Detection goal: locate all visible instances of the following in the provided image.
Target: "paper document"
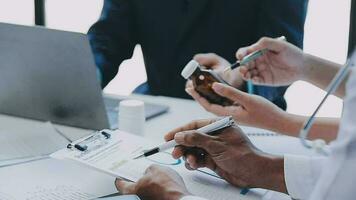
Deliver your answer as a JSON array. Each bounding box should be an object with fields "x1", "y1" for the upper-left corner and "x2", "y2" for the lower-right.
[
  {"x1": 0, "y1": 158, "x2": 117, "y2": 200},
  {"x1": 52, "y1": 130, "x2": 265, "y2": 200},
  {"x1": 240, "y1": 126, "x2": 326, "y2": 156},
  {"x1": 0, "y1": 155, "x2": 48, "y2": 168},
  {"x1": 0, "y1": 122, "x2": 70, "y2": 162}
]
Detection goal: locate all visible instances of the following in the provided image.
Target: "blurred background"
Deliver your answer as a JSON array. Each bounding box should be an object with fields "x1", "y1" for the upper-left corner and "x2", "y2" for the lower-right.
[{"x1": 0, "y1": 0, "x2": 351, "y2": 118}]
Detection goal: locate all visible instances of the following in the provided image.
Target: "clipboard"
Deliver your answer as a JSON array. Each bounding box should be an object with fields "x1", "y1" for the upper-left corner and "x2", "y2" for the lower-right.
[{"x1": 51, "y1": 130, "x2": 265, "y2": 200}]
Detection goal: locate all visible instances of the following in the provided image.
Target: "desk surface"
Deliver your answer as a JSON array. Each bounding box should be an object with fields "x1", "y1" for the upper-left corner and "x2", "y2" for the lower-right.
[
  {"x1": 0, "y1": 94, "x2": 214, "y2": 143},
  {"x1": 0, "y1": 94, "x2": 294, "y2": 200}
]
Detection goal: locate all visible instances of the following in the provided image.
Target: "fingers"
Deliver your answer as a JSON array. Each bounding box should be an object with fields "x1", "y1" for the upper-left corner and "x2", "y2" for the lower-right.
[
  {"x1": 239, "y1": 64, "x2": 267, "y2": 85},
  {"x1": 236, "y1": 46, "x2": 250, "y2": 60},
  {"x1": 116, "y1": 166, "x2": 161, "y2": 194},
  {"x1": 174, "y1": 131, "x2": 222, "y2": 157},
  {"x1": 164, "y1": 118, "x2": 216, "y2": 141},
  {"x1": 144, "y1": 164, "x2": 165, "y2": 174},
  {"x1": 172, "y1": 146, "x2": 185, "y2": 159},
  {"x1": 186, "y1": 88, "x2": 229, "y2": 116},
  {"x1": 257, "y1": 37, "x2": 286, "y2": 52},
  {"x1": 185, "y1": 154, "x2": 217, "y2": 170},
  {"x1": 186, "y1": 86, "x2": 246, "y2": 122},
  {"x1": 185, "y1": 80, "x2": 193, "y2": 89},
  {"x1": 239, "y1": 67, "x2": 253, "y2": 81},
  {"x1": 212, "y1": 83, "x2": 249, "y2": 105},
  {"x1": 115, "y1": 179, "x2": 136, "y2": 194},
  {"x1": 236, "y1": 37, "x2": 286, "y2": 60},
  {"x1": 193, "y1": 53, "x2": 221, "y2": 68},
  {"x1": 174, "y1": 131, "x2": 213, "y2": 147}
]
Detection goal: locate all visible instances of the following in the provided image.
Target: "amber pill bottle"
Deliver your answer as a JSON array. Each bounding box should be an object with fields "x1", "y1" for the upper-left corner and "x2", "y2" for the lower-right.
[{"x1": 181, "y1": 60, "x2": 233, "y2": 106}]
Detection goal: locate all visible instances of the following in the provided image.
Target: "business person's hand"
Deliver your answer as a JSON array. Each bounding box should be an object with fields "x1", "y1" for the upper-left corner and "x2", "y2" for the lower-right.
[
  {"x1": 186, "y1": 82, "x2": 289, "y2": 132},
  {"x1": 236, "y1": 37, "x2": 305, "y2": 86},
  {"x1": 115, "y1": 165, "x2": 190, "y2": 200},
  {"x1": 185, "y1": 53, "x2": 244, "y2": 88},
  {"x1": 164, "y1": 119, "x2": 286, "y2": 193}
]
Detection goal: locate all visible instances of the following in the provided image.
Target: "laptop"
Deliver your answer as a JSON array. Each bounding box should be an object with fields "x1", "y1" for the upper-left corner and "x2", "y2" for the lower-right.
[{"x1": 0, "y1": 23, "x2": 169, "y2": 130}]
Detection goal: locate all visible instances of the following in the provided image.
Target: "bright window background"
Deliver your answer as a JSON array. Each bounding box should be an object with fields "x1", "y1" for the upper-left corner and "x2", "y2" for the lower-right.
[
  {"x1": 0, "y1": 0, "x2": 34, "y2": 25},
  {"x1": 0, "y1": 0, "x2": 351, "y2": 118},
  {"x1": 285, "y1": 0, "x2": 351, "y2": 118}
]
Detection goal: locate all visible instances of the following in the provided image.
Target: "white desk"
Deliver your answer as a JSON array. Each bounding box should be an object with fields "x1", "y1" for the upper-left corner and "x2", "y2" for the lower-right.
[
  {"x1": 0, "y1": 94, "x2": 214, "y2": 143},
  {"x1": 0, "y1": 94, "x2": 294, "y2": 200}
]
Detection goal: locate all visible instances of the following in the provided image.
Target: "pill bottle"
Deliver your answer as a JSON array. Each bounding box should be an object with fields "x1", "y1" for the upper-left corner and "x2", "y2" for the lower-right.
[{"x1": 181, "y1": 60, "x2": 233, "y2": 106}]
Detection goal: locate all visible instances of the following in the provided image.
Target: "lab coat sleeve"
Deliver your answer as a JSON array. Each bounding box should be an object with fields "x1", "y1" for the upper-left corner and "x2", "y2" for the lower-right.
[
  {"x1": 284, "y1": 154, "x2": 327, "y2": 199},
  {"x1": 180, "y1": 196, "x2": 208, "y2": 200}
]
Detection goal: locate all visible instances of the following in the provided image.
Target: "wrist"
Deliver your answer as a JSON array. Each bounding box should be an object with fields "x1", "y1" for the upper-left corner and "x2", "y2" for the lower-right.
[
  {"x1": 301, "y1": 53, "x2": 317, "y2": 83},
  {"x1": 275, "y1": 113, "x2": 303, "y2": 137},
  {"x1": 254, "y1": 154, "x2": 287, "y2": 193},
  {"x1": 259, "y1": 107, "x2": 291, "y2": 134}
]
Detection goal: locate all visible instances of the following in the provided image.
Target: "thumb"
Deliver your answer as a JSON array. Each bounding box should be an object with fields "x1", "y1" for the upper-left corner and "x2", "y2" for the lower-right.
[
  {"x1": 254, "y1": 37, "x2": 286, "y2": 53},
  {"x1": 212, "y1": 83, "x2": 250, "y2": 105},
  {"x1": 115, "y1": 179, "x2": 136, "y2": 194},
  {"x1": 193, "y1": 53, "x2": 221, "y2": 69},
  {"x1": 236, "y1": 37, "x2": 286, "y2": 59},
  {"x1": 174, "y1": 131, "x2": 220, "y2": 154}
]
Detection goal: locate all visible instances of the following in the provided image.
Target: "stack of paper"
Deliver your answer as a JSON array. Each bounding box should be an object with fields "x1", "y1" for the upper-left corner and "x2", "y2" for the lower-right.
[
  {"x1": 240, "y1": 126, "x2": 324, "y2": 156},
  {"x1": 0, "y1": 158, "x2": 117, "y2": 200},
  {"x1": 0, "y1": 122, "x2": 70, "y2": 166}
]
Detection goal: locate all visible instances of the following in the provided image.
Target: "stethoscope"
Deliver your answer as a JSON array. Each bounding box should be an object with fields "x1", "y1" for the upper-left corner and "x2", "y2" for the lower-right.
[{"x1": 299, "y1": 50, "x2": 356, "y2": 155}]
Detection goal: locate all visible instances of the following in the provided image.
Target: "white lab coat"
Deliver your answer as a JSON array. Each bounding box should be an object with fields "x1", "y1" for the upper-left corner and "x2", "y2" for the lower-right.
[
  {"x1": 181, "y1": 68, "x2": 356, "y2": 200},
  {"x1": 309, "y1": 67, "x2": 356, "y2": 199}
]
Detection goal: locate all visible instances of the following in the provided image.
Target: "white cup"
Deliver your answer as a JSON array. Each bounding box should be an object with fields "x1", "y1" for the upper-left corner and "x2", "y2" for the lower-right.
[{"x1": 118, "y1": 100, "x2": 145, "y2": 136}]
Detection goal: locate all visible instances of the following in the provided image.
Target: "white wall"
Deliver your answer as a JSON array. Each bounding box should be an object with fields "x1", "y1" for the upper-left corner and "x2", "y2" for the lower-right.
[{"x1": 0, "y1": 0, "x2": 352, "y2": 118}]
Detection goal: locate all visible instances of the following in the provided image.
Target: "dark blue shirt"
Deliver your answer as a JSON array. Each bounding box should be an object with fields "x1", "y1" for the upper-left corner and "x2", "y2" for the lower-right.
[{"x1": 88, "y1": 0, "x2": 308, "y2": 110}]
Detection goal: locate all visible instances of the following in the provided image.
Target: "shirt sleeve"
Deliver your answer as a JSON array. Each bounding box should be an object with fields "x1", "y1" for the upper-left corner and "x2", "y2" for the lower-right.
[
  {"x1": 180, "y1": 196, "x2": 208, "y2": 200},
  {"x1": 252, "y1": 0, "x2": 308, "y2": 110},
  {"x1": 284, "y1": 154, "x2": 326, "y2": 199}
]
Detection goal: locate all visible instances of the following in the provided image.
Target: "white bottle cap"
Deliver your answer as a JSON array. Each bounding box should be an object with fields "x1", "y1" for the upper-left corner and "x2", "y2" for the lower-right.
[{"x1": 181, "y1": 60, "x2": 200, "y2": 79}]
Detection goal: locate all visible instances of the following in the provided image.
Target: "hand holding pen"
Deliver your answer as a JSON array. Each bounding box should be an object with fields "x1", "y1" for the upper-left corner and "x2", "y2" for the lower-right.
[
  {"x1": 224, "y1": 36, "x2": 287, "y2": 73},
  {"x1": 162, "y1": 118, "x2": 286, "y2": 192},
  {"x1": 134, "y1": 116, "x2": 235, "y2": 159},
  {"x1": 233, "y1": 36, "x2": 306, "y2": 86}
]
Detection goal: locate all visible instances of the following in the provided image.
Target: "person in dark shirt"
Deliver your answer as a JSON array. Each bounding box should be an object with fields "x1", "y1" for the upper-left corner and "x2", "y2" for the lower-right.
[{"x1": 88, "y1": 0, "x2": 308, "y2": 110}]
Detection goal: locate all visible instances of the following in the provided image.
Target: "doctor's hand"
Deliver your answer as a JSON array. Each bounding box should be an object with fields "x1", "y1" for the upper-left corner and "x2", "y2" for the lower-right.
[
  {"x1": 164, "y1": 120, "x2": 287, "y2": 193},
  {"x1": 115, "y1": 165, "x2": 190, "y2": 200},
  {"x1": 236, "y1": 37, "x2": 305, "y2": 86},
  {"x1": 185, "y1": 53, "x2": 244, "y2": 88},
  {"x1": 186, "y1": 82, "x2": 289, "y2": 132}
]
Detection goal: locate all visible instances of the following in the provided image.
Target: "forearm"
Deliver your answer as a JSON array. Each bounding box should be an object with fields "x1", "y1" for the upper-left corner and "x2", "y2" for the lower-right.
[
  {"x1": 302, "y1": 53, "x2": 348, "y2": 98},
  {"x1": 278, "y1": 113, "x2": 339, "y2": 142}
]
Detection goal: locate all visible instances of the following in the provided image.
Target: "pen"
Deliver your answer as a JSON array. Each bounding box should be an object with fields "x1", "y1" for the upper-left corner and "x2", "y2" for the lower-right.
[
  {"x1": 133, "y1": 116, "x2": 235, "y2": 159},
  {"x1": 224, "y1": 36, "x2": 286, "y2": 73}
]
